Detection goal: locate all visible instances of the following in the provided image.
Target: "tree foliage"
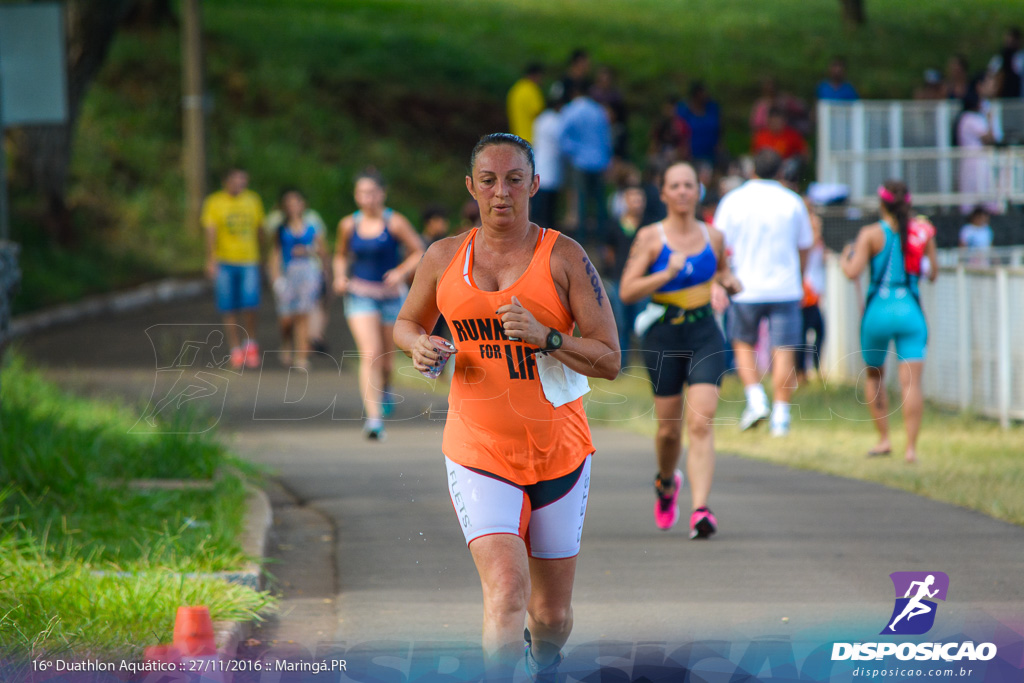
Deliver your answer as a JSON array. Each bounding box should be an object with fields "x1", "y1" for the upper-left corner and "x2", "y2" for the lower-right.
[{"x1": 840, "y1": 0, "x2": 867, "y2": 26}]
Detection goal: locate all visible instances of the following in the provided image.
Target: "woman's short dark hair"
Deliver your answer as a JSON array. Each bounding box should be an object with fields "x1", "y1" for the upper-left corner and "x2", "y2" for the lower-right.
[
  {"x1": 278, "y1": 186, "x2": 303, "y2": 203},
  {"x1": 468, "y1": 133, "x2": 536, "y2": 178},
  {"x1": 354, "y1": 169, "x2": 386, "y2": 190}
]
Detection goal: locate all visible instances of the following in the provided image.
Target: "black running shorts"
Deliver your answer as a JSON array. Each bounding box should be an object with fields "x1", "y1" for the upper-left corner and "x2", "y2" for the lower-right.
[{"x1": 641, "y1": 314, "x2": 727, "y2": 396}]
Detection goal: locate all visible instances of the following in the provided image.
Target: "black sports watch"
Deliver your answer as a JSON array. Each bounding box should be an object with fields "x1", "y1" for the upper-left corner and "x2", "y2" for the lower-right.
[{"x1": 544, "y1": 328, "x2": 563, "y2": 352}]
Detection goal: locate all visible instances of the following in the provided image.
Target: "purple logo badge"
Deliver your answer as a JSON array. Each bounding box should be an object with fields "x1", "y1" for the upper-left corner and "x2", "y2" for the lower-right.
[{"x1": 881, "y1": 571, "x2": 949, "y2": 635}]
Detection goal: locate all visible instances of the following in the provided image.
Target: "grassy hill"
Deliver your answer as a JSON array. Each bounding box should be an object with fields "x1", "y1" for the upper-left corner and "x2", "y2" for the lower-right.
[{"x1": 11, "y1": 0, "x2": 1024, "y2": 311}]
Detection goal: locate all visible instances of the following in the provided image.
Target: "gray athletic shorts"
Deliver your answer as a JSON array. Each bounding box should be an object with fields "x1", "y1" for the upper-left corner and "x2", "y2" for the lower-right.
[{"x1": 728, "y1": 300, "x2": 803, "y2": 348}]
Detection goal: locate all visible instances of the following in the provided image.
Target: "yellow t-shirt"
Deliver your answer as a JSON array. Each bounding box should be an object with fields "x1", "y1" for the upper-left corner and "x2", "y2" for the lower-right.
[
  {"x1": 201, "y1": 190, "x2": 265, "y2": 264},
  {"x1": 506, "y1": 78, "x2": 544, "y2": 143}
]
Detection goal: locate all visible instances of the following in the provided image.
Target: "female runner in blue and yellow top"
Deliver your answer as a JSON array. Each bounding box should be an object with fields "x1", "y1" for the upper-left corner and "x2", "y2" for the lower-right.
[
  {"x1": 619, "y1": 162, "x2": 742, "y2": 539},
  {"x1": 841, "y1": 181, "x2": 937, "y2": 464}
]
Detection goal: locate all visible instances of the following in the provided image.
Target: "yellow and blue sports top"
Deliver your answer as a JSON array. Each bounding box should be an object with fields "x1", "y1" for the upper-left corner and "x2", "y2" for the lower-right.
[{"x1": 649, "y1": 222, "x2": 717, "y2": 310}]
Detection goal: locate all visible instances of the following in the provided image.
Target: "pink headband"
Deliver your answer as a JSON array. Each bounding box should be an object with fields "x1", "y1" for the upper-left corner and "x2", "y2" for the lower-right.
[{"x1": 878, "y1": 186, "x2": 911, "y2": 204}]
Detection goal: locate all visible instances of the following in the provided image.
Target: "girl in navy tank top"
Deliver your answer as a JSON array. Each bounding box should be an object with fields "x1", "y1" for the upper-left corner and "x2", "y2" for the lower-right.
[{"x1": 333, "y1": 172, "x2": 425, "y2": 440}]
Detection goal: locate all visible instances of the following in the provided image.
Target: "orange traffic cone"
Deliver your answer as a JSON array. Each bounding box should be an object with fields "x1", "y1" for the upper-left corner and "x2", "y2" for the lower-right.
[{"x1": 173, "y1": 605, "x2": 217, "y2": 656}]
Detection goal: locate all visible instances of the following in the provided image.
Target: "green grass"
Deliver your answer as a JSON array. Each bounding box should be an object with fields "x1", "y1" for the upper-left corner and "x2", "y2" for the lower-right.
[
  {"x1": 12, "y1": 0, "x2": 1024, "y2": 312},
  {"x1": 584, "y1": 367, "x2": 1024, "y2": 526},
  {"x1": 0, "y1": 355, "x2": 258, "y2": 570},
  {"x1": 0, "y1": 535, "x2": 272, "y2": 663},
  {"x1": 0, "y1": 356, "x2": 273, "y2": 661}
]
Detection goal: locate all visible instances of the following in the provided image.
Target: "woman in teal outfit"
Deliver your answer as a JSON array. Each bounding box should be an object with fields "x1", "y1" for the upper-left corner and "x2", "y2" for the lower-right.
[{"x1": 841, "y1": 180, "x2": 937, "y2": 464}]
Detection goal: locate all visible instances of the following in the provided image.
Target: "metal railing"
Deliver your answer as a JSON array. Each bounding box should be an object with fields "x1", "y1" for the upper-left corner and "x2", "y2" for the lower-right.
[
  {"x1": 935, "y1": 246, "x2": 1024, "y2": 268},
  {"x1": 817, "y1": 99, "x2": 1024, "y2": 208},
  {"x1": 822, "y1": 146, "x2": 1024, "y2": 209}
]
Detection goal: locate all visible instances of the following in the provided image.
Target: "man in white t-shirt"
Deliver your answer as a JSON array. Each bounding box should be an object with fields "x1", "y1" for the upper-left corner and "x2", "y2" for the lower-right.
[{"x1": 714, "y1": 150, "x2": 813, "y2": 436}]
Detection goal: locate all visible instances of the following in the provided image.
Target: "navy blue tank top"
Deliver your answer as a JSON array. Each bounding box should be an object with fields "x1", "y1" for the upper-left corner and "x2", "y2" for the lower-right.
[{"x1": 349, "y1": 209, "x2": 400, "y2": 282}]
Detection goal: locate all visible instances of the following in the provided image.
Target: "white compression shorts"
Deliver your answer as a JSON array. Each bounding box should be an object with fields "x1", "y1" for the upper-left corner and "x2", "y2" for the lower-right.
[{"x1": 444, "y1": 454, "x2": 592, "y2": 560}]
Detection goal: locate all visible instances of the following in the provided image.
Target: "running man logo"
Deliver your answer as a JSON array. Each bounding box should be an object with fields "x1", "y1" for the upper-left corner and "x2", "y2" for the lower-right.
[{"x1": 881, "y1": 571, "x2": 949, "y2": 636}]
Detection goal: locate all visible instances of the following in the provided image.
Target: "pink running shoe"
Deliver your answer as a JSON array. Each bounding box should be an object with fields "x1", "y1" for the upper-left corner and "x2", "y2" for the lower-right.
[
  {"x1": 229, "y1": 347, "x2": 245, "y2": 370},
  {"x1": 689, "y1": 506, "x2": 718, "y2": 540},
  {"x1": 244, "y1": 341, "x2": 260, "y2": 368},
  {"x1": 653, "y1": 470, "x2": 683, "y2": 531}
]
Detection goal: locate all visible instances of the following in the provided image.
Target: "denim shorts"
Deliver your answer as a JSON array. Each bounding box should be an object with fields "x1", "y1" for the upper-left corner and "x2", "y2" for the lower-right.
[
  {"x1": 216, "y1": 263, "x2": 261, "y2": 313},
  {"x1": 344, "y1": 292, "x2": 403, "y2": 323},
  {"x1": 728, "y1": 300, "x2": 803, "y2": 348}
]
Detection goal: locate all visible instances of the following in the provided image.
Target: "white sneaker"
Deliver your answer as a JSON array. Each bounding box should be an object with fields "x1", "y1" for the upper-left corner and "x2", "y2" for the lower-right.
[
  {"x1": 363, "y1": 419, "x2": 387, "y2": 442},
  {"x1": 739, "y1": 403, "x2": 771, "y2": 431},
  {"x1": 770, "y1": 419, "x2": 790, "y2": 437}
]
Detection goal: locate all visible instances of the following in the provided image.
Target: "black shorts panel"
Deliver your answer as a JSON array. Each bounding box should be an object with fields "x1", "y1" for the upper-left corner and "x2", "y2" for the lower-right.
[
  {"x1": 641, "y1": 315, "x2": 727, "y2": 396},
  {"x1": 468, "y1": 456, "x2": 588, "y2": 510}
]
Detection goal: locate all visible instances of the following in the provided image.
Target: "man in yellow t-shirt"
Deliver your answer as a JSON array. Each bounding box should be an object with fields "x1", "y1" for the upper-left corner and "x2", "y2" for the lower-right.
[
  {"x1": 506, "y1": 63, "x2": 545, "y2": 142},
  {"x1": 202, "y1": 168, "x2": 266, "y2": 369}
]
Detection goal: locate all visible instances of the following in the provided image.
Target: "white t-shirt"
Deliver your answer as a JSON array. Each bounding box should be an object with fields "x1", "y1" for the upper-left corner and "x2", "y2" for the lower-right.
[
  {"x1": 714, "y1": 179, "x2": 813, "y2": 303},
  {"x1": 532, "y1": 109, "x2": 564, "y2": 190},
  {"x1": 959, "y1": 224, "x2": 993, "y2": 249}
]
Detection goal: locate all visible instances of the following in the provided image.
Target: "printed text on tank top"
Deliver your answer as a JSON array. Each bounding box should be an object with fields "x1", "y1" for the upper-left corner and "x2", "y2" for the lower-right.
[{"x1": 649, "y1": 221, "x2": 717, "y2": 310}]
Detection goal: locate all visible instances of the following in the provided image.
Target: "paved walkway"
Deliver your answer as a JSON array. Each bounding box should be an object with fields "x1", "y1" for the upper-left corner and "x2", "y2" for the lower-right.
[{"x1": 20, "y1": 294, "x2": 1024, "y2": 661}]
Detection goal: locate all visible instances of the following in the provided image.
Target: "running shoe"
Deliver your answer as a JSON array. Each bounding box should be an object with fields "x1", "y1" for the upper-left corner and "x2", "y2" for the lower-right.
[
  {"x1": 653, "y1": 469, "x2": 683, "y2": 531},
  {"x1": 244, "y1": 341, "x2": 260, "y2": 368},
  {"x1": 689, "y1": 506, "x2": 718, "y2": 540},
  {"x1": 363, "y1": 420, "x2": 387, "y2": 442},
  {"x1": 738, "y1": 402, "x2": 770, "y2": 431},
  {"x1": 229, "y1": 347, "x2": 245, "y2": 370},
  {"x1": 770, "y1": 419, "x2": 790, "y2": 437},
  {"x1": 524, "y1": 629, "x2": 564, "y2": 683}
]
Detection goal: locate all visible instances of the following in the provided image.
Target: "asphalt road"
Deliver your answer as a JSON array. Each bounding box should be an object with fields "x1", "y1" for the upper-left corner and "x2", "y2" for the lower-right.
[{"x1": 19, "y1": 292, "x2": 1024, "y2": 667}]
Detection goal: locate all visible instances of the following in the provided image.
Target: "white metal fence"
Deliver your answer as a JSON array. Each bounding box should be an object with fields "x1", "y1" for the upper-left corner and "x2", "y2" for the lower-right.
[
  {"x1": 822, "y1": 252, "x2": 1024, "y2": 427},
  {"x1": 817, "y1": 99, "x2": 1024, "y2": 208},
  {"x1": 935, "y1": 246, "x2": 1024, "y2": 268}
]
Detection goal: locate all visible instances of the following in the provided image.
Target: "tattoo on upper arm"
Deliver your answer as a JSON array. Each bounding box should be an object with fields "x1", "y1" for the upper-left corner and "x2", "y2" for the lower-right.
[{"x1": 582, "y1": 257, "x2": 605, "y2": 307}]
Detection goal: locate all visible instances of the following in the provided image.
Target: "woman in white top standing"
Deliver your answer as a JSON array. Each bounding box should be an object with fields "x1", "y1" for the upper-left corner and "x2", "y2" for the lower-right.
[{"x1": 956, "y1": 89, "x2": 999, "y2": 214}]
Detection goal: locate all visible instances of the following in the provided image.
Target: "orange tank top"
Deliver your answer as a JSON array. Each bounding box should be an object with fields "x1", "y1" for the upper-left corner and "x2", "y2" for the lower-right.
[{"x1": 435, "y1": 227, "x2": 595, "y2": 485}]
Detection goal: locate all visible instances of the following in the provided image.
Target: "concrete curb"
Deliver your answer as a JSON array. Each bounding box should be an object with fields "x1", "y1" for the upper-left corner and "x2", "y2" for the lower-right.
[
  {"x1": 10, "y1": 277, "x2": 209, "y2": 338},
  {"x1": 105, "y1": 484, "x2": 272, "y2": 658},
  {"x1": 215, "y1": 485, "x2": 273, "y2": 657}
]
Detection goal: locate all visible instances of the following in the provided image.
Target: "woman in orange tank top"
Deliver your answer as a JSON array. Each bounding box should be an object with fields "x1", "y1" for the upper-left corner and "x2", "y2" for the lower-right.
[{"x1": 394, "y1": 134, "x2": 619, "y2": 678}]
